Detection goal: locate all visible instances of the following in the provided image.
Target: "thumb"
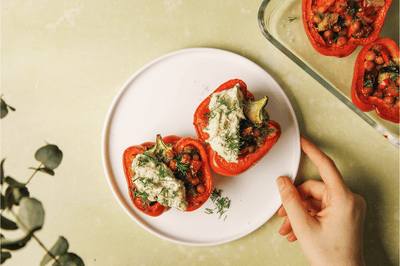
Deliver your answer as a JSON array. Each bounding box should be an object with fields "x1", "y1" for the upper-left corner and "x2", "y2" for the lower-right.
[{"x1": 276, "y1": 176, "x2": 313, "y2": 231}]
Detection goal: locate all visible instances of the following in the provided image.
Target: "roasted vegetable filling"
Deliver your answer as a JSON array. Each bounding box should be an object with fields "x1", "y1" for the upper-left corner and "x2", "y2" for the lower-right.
[{"x1": 311, "y1": 0, "x2": 385, "y2": 46}]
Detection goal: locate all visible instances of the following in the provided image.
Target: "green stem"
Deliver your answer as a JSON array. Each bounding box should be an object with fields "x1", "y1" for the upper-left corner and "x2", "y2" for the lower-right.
[{"x1": 25, "y1": 162, "x2": 43, "y2": 185}]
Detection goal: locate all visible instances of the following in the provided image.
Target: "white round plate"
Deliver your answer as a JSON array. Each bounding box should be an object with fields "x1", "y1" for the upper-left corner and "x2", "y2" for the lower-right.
[{"x1": 101, "y1": 48, "x2": 300, "y2": 246}]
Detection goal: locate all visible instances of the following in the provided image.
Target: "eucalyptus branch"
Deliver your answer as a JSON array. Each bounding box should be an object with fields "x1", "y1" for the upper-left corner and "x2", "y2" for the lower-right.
[
  {"x1": 10, "y1": 209, "x2": 60, "y2": 265},
  {"x1": 25, "y1": 162, "x2": 44, "y2": 185}
]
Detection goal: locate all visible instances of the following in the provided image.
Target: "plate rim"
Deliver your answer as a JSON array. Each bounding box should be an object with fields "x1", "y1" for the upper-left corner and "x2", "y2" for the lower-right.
[{"x1": 101, "y1": 47, "x2": 301, "y2": 246}]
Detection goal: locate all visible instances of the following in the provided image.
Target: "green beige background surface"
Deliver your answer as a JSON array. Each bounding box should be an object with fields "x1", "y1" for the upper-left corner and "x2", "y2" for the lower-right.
[{"x1": 1, "y1": 0, "x2": 399, "y2": 265}]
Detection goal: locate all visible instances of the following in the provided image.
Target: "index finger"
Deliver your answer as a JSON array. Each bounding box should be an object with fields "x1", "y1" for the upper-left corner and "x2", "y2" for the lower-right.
[{"x1": 300, "y1": 135, "x2": 349, "y2": 192}]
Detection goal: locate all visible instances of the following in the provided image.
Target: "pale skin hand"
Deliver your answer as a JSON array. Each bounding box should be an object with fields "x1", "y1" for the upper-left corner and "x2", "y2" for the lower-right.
[{"x1": 276, "y1": 135, "x2": 366, "y2": 266}]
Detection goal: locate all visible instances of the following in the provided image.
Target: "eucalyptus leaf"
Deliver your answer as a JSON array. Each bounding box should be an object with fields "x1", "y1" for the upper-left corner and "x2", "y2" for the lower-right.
[
  {"x1": 35, "y1": 145, "x2": 63, "y2": 170},
  {"x1": 4, "y1": 186, "x2": 29, "y2": 208},
  {"x1": 1, "y1": 215, "x2": 18, "y2": 230},
  {"x1": 0, "y1": 159, "x2": 5, "y2": 185},
  {"x1": 17, "y1": 197, "x2": 44, "y2": 232},
  {"x1": 41, "y1": 236, "x2": 69, "y2": 266},
  {"x1": 1, "y1": 251, "x2": 12, "y2": 264},
  {"x1": 0, "y1": 99, "x2": 8, "y2": 119},
  {"x1": 0, "y1": 232, "x2": 33, "y2": 250},
  {"x1": 29, "y1": 167, "x2": 55, "y2": 176},
  {"x1": 5, "y1": 176, "x2": 26, "y2": 188},
  {"x1": 52, "y1": 253, "x2": 84, "y2": 266}
]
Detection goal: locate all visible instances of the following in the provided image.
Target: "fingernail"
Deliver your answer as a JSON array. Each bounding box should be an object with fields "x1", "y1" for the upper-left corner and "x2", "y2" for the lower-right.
[{"x1": 276, "y1": 176, "x2": 286, "y2": 191}]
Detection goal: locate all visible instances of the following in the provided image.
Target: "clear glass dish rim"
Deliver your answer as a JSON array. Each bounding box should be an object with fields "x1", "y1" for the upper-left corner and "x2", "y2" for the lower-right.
[{"x1": 257, "y1": 0, "x2": 399, "y2": 149}]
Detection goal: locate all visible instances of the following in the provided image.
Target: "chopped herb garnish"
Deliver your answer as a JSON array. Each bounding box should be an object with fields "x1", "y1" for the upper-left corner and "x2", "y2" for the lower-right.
[
  {"x1": 363, "y1": 79, "x2": 374, "y2": 87},
  {"x1": 288, "y1": 17, "x2": 297, "y2": 23},
  {"x1": 142, "y1": 152, "x2": 161, "y2": 166},
  {"x1": 205, "y1": 188, "x2": 231, "y2": 220},
  {"x1": 132, "y1": 189, "x2": 149, "y2": 202},
  {"x1": 158, "y1": 165, "x2": 169, "y2": 178},
  {"x1": 160, "y1": 188, "x2": 169, "y2": 197},
  {"x1": 224, "y1": 131, "x2": 243, "y2": 154},
  {"x1": 174, "y1": 152, "x2": 190, "y2": 176}
]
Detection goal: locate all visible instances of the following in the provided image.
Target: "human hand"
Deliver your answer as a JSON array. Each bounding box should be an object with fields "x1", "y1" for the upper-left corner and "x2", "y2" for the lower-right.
[{"x1": 276, "y1": 135, "x2": 366, "y2": 266}]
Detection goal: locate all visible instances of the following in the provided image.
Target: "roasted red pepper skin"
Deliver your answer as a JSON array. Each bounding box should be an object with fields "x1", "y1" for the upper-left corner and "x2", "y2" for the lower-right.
[
  {"x1": 193, "y1": 79, "x2": 281, "y2": 177},
  {"x1": 173, "y1": 136, "x2": 213, "y2": 211},
  {"x1": 302, "y1": 0, "x2": 393, "y2": 57},
  {"x1": 351, "y1": 37, "x2": 399, "y2": 123},
  {"x1": 122, "y1": 135, "x2": 213, "y2": 216},
  {"x1": 123, "y1": 143, "x2": 168, "y2": 217}
]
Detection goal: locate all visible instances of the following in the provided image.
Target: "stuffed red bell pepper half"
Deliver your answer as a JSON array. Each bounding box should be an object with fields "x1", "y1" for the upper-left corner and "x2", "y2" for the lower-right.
[
  {"x1": 193, "y1": 79, "x2": 281, "y2": 177},
  {"x1": 123, "y1": 134, "x2": 213, "y2": 217},
  {"x1": 351, "y1": 37, "x2": 399, "y2": 123},
  {"x1": 302, "y1": 0, "x2": 393, "y2": 57}
]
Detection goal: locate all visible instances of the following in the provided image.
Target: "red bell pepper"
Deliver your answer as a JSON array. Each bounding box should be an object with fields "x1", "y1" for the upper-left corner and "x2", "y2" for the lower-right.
[
  {"x1": 193, "y1": 79, "x2": 281, "y2": 177},
  {"x1": 123, "y1": 135, "x2": 213, "y2": 217},
  {"x1": 302, "y1": 0, "x2": 393, "y2": 57},
  {"x1": 351, "y1": 37, "x2": 399, "y2": 123}
]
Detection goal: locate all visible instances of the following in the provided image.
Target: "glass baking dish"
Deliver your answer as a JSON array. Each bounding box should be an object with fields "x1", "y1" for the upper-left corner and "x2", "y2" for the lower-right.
[{"x1": 258, "y1": 0, "x2": 399, "y2": 148}]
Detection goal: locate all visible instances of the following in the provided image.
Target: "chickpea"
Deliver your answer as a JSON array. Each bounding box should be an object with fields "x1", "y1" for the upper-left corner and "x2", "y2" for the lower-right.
[
  {"x1": 343, "y1": 19, "x2": 352, "y2": 27},
  {"x1": 383, "y1": 96, "x2": 395, "y2": 105},
  {"x1": 243, "y1": 127, "x2": 253, "y2": 136},
  {"x1": 252, "y1": 129, "x2": 261, "y2": 137},
  {"x1": 364, "y1": 60, "x2": 375, "y2": 71},
  {"x1": 181, "y1": 153, "x2": 191, "y2": 164},
  {"x1": 394, "y1": 100, "x2": 400, "y2": 108},
  {"x1": 324, "y1": 29, "x2": 334, "y2": 40},
  {"x1": 192, "y1": 153, "x2": 200, "y2": 161},
  {"x1": 165, "y1": 150, "x2": 175, "y2": 160},
  {"x1": 332, "y1": 24, "x2": 341, "y2": 32},
  {"x1": 374, "y1": 56, "x2": 384, "y2": 65},
  {"x1": 365, "y1": 50, "x2": 376, "y2": 61},
  {"x1": 337, "y1": 36, "x2": 348, "y2": 46},
  {"x1": 196, "y1": 184, "x2": 206, "y2": 194},
  {"x1": 247, "y1": 146, "x2": 255, "y2": 154},
  {"x1": 190, "y1": 176, "x2": 200, "y2": 185},
  {"x1": 169, "y1": 159, "x2": 177, "y2": 171},
  {"x1": 312, "y1": 14, "x2": 322, "y2": 24},
  {"x1": 351, "y1": 21, "x2": 361, "y2": 32},
  {"x1": 372, "y1": 44, "x2": 383, "y2": 52},
  {"x1": 183, "y1": 146, "x2": 195, "y2": 155},
  {"x1": 361, "y1": 86, "x2": 373, "y2": 96},
  {"x1": 375, "y1": 64, "x2": 383, "y2": 72}
]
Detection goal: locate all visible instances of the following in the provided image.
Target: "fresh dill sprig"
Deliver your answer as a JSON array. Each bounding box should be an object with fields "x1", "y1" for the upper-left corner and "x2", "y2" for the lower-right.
[
  {"x1": 174, "y1": 152, "x2": 190, "y2": 176},
  {"x1": 205, "y1": 189, "x2": 231, "y2": 220}
]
